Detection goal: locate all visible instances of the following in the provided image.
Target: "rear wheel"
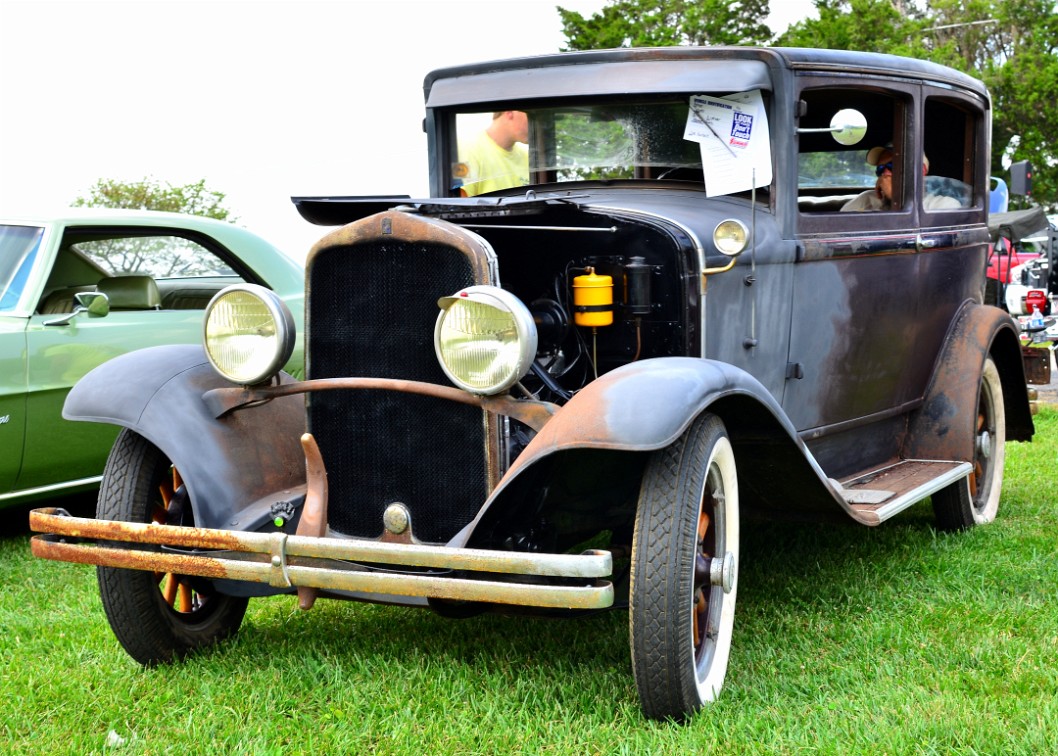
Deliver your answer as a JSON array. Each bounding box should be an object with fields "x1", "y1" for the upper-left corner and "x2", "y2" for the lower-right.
[
  {"x1": 933, "y1": 357, "x2": 1006, "y2": 530},
  {"x1": 630, "y1": 413, "x2": 739, "y2": 720},
  {"x1": 97, "y1": 429, "x2": 248, "y2": 665}
]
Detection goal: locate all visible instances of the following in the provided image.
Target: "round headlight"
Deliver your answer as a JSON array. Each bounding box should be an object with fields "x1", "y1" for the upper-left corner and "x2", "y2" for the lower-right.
[
  {"x1": 203, "y1": 284, "x2": 295, "y2": 385},
  {"x1": 434, "y1": 286, "x2": 538, "y2": 395},
  {"x1": 713, "y1": 219, "x2": 750, "y2": 257}
]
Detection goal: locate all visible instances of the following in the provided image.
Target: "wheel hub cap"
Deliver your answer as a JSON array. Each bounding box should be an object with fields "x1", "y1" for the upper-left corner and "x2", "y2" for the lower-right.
[
  {"x1": 709, "y1": 551, "x2": 736, "y2": 594},
  {"x1": 976, "y1": 430, "x2": 991, "y2": 460}
]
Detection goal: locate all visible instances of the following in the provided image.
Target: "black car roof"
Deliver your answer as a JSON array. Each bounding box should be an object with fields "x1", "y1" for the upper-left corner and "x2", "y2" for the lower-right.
[{"x1": 423, "y1": 47, "x2": 988, "y2": 108}]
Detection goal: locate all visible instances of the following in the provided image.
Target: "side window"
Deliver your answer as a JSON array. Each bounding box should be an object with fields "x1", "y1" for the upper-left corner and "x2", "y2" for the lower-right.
[
  {"x1": 70, "y1": 234, "x2": 238, "y2": 279},
  {"x1": 40, "y1": 232, "x2": 245, "y2": 314},
  {"x1": 922, "y1": 97, "x2": 977, "y2": 212},
  {"x1": 796, "y1": 88, "x2": 907, "y2": 215}
]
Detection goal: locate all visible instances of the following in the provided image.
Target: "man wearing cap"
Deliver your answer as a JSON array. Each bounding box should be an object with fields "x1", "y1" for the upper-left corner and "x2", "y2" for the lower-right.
[
  {"x1": 841, "y1": 146, "x2": 898, "y2": 212},
  {"x1": 841, "y1": 146, "x2": 963, "y2": 212}
]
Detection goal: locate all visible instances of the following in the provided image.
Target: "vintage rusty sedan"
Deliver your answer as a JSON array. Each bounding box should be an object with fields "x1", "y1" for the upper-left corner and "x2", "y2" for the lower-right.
[{"x1": 31, "y1": 47, "x2": 1033, "y2": 721}]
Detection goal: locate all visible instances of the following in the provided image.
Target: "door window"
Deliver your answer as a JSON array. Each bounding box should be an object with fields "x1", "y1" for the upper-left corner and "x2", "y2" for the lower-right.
[
  {"x1": 796, "y1": 87, "x2": 907, "y2": 217},
  {"x1": 922, "y1": 97, "x2": 977, "y2": 212}
]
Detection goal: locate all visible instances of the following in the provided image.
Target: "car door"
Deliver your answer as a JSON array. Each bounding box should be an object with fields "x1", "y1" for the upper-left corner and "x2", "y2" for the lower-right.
[
  {"x1": 911, "y1": 88, "x2": 990, "y2": 380},
  {"x1": 784, "y1": 82, "x2": 924, "y2": 439},
  {"x1": 19, "y1": 308, "x2": 178, "y2": 489},
  {"x1": 783, "y1": 79, "x2": 988, "y2": 476},
  {"x1": 17, "y1": 228, "x2": 247, "y2": 492}
]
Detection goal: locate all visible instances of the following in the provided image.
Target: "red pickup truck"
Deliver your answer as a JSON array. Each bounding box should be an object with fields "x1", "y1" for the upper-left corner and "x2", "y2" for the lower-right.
[
  {"x1": 986, "y1": 208, "x2": 1050, "y2": 313},
  {"x1": 987, "y1": 208, "x2": 1047, "y2": 283}
]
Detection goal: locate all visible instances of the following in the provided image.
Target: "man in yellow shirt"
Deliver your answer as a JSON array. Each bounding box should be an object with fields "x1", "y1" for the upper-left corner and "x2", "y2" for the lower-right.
[{"x1": 457, "y1": 111, "x2": 529, "y2": 196}]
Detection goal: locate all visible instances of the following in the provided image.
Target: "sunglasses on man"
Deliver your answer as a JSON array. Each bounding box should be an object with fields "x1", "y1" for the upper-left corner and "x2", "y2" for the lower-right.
[{"x1": 875, "y1": 161, "x2": 894, "y2": 176}]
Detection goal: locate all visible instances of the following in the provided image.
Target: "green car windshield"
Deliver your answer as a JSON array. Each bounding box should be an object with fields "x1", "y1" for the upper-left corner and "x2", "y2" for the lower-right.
[
  {"x1": 449, "y1": 95, "x2": 772, "y2": 198},
  {"x1": 0, "y1": 225, "x2": 44, "y2": 312}
]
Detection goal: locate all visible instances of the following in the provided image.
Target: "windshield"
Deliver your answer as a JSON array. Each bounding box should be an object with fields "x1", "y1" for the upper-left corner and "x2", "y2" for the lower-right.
[
  {"x1": 448, "y1": 93, "x2": 772, "y2": 198},
  {"x1": 0, "y1": 224, "x2": 45, "y2": 312}
]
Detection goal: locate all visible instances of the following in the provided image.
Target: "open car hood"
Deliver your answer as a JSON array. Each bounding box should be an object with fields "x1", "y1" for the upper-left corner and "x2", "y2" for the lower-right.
[{"x1": 291, "y1": 193, "x2": 593, "y2": 227}]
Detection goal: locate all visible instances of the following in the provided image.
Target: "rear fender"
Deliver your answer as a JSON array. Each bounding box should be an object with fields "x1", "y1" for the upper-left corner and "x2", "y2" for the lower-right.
[
  {"x1": 906, "y1": 303, "x2": 1033, "y2": 461},
  {"x1": 63, "y1": 344, "x2": 306, "y2": 531},
  {"x1": 454, "y1": 357, "x2": 850, "y2": 545}
]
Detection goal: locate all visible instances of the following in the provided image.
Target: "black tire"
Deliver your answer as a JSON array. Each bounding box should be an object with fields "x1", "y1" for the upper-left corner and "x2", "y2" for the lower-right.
[
  {"x1": 932, "y1": 357, "x2": 1006, "y2": 531},
  {"x1": 96, "y1": 429, "x2": 248, "y2": 665},
  {"x1": 629, "y1": 413, "x2": 739, "y2": 721}
]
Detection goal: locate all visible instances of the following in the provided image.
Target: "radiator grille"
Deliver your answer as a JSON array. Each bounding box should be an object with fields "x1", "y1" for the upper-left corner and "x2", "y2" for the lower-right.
[{"x1": 307, "y1": 240, "x2": 488, "y2": 543}]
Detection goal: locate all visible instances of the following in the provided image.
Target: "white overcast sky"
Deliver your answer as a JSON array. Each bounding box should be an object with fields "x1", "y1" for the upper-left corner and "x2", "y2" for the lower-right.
[{"x1": 0, "y1": 0, "x2": 815, "y2": 259}]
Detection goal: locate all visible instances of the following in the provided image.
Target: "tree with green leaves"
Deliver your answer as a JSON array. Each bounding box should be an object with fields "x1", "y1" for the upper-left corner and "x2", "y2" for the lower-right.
[
  {"x1": 73, "y1": 177, "x2": 237, "y2": 222},
  {"x1": 71, "y1": 178, "x2": 238, "y2": 277},
  {"x1": 778, "y1": 0, "x2": 1058, "y2": 211},
  {"x1": 558, "y1": 0, "x2": 772, "y2": 50}
]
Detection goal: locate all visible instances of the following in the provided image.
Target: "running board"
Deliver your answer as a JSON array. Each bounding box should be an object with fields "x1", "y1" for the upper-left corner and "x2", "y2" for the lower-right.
[{"x1": 832, "y1": 459, "x2": 973, "y2": 525}]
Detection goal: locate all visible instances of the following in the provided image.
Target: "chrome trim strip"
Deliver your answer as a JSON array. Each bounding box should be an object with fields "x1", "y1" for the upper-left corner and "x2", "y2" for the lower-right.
[{"x1": 0, "y1": 475, "x2": 102, "y2": 502}]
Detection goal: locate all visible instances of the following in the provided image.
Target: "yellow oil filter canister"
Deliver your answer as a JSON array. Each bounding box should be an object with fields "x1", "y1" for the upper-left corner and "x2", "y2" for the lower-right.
[{"x1": 572, "y1": 267, "x2": 614, "y2": 327}]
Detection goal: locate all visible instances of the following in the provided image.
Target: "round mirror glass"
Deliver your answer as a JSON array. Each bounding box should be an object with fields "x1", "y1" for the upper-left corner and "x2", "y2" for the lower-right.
[{"x1": 830, "y1": 109, "x2": 867, "y2": 146}]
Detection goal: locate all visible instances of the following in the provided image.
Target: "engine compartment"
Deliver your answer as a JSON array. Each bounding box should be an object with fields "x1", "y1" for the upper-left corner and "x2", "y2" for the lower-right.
[{"x1": 450, "y1": 206, "x2": 699, "y2": 404}]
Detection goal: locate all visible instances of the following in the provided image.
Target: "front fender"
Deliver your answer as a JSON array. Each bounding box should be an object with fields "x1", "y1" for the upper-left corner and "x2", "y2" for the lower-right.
[
  {"x1": 453, "y1": 357, "x2": 849, "y2": 545},
  {"x1": 64, "y1": 344, "x2": 306, "y2": 530},
  {"x1": 516, "y1": 357, "x2": 796, "y2": 455}
]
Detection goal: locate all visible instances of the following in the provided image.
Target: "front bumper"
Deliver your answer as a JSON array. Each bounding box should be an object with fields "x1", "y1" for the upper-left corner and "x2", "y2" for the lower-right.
[{"x1": 29, "y1": 508, "x2": 614, "y2": 610}]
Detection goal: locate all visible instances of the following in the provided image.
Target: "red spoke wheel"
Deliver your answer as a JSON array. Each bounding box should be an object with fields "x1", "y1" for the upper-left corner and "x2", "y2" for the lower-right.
[
  {"x1": 932, "y1": 357, "x2": 1006, "y2": 531},
  {"x1": 630, "y1": 413, "x2": 739, "y2": 721},
  {"x1": 96, "y1": 429, "x2": 248, "y2": 665}
]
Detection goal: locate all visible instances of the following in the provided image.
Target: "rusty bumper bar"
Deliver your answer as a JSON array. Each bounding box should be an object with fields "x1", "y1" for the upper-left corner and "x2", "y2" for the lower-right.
[{"x1": 29, "y1": 508, "x2": 613, "y2": 610}]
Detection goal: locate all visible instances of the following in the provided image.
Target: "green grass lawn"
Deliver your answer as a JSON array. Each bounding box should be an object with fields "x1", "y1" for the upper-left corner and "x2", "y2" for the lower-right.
[{"x1": 2, "y1": 408, "x2": 1056, "y2": 754}]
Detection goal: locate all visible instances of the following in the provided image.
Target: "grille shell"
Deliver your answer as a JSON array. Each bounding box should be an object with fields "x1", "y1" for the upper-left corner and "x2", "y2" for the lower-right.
[{"x1": 307, "y1": 227, "x2": 492, "y2": 544}]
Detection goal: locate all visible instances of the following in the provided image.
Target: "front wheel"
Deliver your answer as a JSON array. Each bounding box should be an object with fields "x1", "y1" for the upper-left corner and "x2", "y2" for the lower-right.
[
  {"x1": 932, "y1": 357, "x2": 1006, "y2": 531},
  {"x1": 96, "y1": 429, "x2": 249, "y2": 665},
  {"x1": 630, "y1": 413, "x2": 739, "y2": 721}
]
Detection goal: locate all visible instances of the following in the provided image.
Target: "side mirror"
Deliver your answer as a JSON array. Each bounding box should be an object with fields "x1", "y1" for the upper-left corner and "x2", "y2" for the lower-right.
[
  {"x1": 828, "y1": 109, "x2": 867, "y2": 145},
  {"x1": 796, "y1": 108, "x2": 867, "y2": 146},
  {"x1": 76, "y1": 291, "x2": 110, "y2": 317},
  {"x1": 44, "y1": 291, "x2": 110, "y2": 326}
]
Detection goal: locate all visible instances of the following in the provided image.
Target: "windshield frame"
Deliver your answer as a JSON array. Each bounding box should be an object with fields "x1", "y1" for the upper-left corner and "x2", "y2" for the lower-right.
[{"x1": 0, "y1": 223, "x2": 47, "y2": 315}]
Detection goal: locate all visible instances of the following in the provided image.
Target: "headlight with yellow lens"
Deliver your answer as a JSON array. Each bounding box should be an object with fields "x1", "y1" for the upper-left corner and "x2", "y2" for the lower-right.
[
  {"x1": 712, "y1": 219, "x2": 750, "y2": 257},
  {"x1": 434, "y1": 286, "x2": 538, "y2": 395},
  {"x1": 203, "y1": 284, "x2": 295, "y2": 385}
]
